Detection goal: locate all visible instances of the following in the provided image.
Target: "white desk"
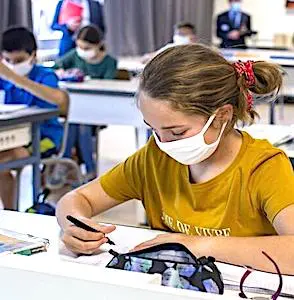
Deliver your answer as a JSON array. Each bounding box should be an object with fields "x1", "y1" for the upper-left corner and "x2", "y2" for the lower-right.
[
  {"x1": 60, "y1": 79, "x2": 142, "y2": 126},
  {"x1": 1, "y1": 211, "x2": 291, "y2": 300},
  {"x1": 37, "y1": 49, "x2": 59, "y2": 63},
  {"x1": 220, "y1": 48, "x2": 294, "y2": 67},
  {"x1": 118, "y1": 56, "x2": 145, "y2": 73},
  {"x1": 119, "y1": 49, "x2": 294, "y2": 93},
  {"x1": 242, "y1": 124, "x2": 294, "y2": 159},
  {"x1": 119, "y1": 49, "x2": 294, "y2": 73},
  {"x1": 60, "y1": 79, "x2": 148, "y2": 173},
  {"x1": 0, "y1": 211, "x2": 161, "y2": 300},
  {"x1": 0, "y1": 107, "x2": 59, "y2": 207}
]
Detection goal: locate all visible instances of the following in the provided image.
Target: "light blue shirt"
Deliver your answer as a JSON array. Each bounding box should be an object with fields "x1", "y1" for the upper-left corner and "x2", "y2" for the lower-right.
[{"x1": 229, "y1": 10, "x2": 242, "y2": 28}]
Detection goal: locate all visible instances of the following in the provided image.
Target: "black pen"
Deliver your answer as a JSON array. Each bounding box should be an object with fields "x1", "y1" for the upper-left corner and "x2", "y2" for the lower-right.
[{"x1": 66, "y1": 215, "x2": 115, "y2": 245}]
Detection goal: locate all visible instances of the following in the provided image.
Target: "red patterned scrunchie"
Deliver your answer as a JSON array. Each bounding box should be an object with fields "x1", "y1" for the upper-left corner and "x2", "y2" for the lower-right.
[{"x1": 233, "y1": 60, "x2": 255, "y2": 111}]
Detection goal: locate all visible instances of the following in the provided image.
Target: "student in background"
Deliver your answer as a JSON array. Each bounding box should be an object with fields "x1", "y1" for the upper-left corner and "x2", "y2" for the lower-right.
[
  {"x1": 51, "y1": 0, "x2": 105, "y2": 56},
  {"x1": 50, "y1": 25, "x2": 117, "y2": 187},
  {"x1": 142, "y1": 22, "x2": 197, "y2": 63},
  {"x1": 0, "y1": 27, "x2": 68, "y2": 210},
  {"x1": 54, "y1": 25, "x2": 116, "y2": 79},
  {"x1": 57, "y1": 44, "x2": 294, "y2": 274},
  {"x1": 161, "y1": 22, "x2": 197, "y2": 51},
  {"x1": 216, "y1": 0, "x2": 252, "y2": 48}
]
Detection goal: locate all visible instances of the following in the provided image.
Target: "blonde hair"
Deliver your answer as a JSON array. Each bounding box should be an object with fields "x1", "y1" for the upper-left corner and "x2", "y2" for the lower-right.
[{"x1": 139, "y1": 44, "x2": 283, "y2": 125}]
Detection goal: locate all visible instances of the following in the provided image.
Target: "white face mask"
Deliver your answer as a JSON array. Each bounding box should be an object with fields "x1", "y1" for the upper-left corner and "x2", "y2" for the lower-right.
[
  {"x1": 231, "y1": 2, "x2": 241, "y2": 11},
  {"x1": 2, "y1": 58, "x2": 34, "y2": 76},
  {"x1": 153, "y1": 115, "x2": 227, "y2": 165},
  {"x1": 173, "y1": 34, "x2": 191, "y2": 45},
  {"x1": 76, "y1": 47, "x2": 97, "y2": 60}
]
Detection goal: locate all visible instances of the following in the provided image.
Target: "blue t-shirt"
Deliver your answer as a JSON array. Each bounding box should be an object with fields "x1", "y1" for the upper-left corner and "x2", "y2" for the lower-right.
[{"x1": 0, "y1": 65, "x2": 63, "y2": 149}]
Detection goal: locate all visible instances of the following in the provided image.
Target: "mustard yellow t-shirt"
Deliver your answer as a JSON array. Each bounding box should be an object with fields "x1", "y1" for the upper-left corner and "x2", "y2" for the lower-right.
[{"x1": 100, "y1": 131, "x2": 294, "y2": 237}]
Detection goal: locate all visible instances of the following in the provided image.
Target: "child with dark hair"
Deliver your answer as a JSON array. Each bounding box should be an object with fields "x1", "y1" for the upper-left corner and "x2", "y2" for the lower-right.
[
  {"x1": 142, "y1": 21, "x2": 197, "y2": 63},
  {"x1": 0, "y1": 27, "x2": 68, "y2": 209},
  {"x1": 54, "y1": 25, "x2": 117, "y2": 79},
  {"x1": 51, "y1": 0, "x2": 105, "y2": 56},
  {"x1": 50, "y1": 25, "x2": 117, "y2": 187}
]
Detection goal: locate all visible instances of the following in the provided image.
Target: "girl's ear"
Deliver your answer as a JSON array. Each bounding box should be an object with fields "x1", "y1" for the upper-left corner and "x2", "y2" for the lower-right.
[{"x1": 214, "y1": 104, "x2": 233, "y2": 128}]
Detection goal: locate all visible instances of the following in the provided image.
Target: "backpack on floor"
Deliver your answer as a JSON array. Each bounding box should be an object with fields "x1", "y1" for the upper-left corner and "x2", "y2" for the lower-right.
[{"x1": 25, "y1": 188, "x2": 56, "y2": 216}]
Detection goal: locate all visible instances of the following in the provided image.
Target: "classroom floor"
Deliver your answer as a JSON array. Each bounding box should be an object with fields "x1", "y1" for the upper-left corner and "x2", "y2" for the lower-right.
[{"x1": 19, "y1": 103, "x2": 294, "y2": 226}]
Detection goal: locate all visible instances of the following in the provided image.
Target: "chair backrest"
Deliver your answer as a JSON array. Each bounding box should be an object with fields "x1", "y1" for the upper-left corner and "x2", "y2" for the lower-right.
[{"x1": 115, "y1": 69, "x2": 131, "y2": 81}]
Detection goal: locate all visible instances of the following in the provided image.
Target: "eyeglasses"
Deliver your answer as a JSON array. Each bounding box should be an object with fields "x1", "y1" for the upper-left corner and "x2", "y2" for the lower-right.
[{"x1": 239, "y1": 251, "x2": 283, "y2": 300}]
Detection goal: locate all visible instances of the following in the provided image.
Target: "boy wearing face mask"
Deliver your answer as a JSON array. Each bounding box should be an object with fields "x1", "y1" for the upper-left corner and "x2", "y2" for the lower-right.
[
  {"x1": 216, "y1": 0, "x2": 253, "y2": 48},
  {"x1": 51, "y1": 25, "x2": 117, "y2": 187},
  {"x1": 173, "y1": 22, "x2": 197, "y2": 45},
  {"x1": 0, "y1": 27, "x2": 68, "y2": 210},
  {"x1": 141, "y1": 22, "x2": 197, "y2": 64}
]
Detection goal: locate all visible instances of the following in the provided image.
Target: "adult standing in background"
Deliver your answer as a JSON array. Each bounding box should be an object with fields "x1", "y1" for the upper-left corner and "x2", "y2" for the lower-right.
[
  {"x1": 216, "y1": 0, "x2": 252, "y2": 48},
  {"x1": 51, "y1": 0, "x2": 105, "y2": 56}
]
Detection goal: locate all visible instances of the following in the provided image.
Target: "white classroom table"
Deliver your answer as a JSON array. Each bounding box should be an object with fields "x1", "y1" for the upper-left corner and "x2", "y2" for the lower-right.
[
  {"x1": 118, "y1": 56, "x2": 145, "y2": 74},
  {"x1": 60, "y1": 78, "x2": 148, "y2": 173},
  {"x1": 220, "y1": 48, "x2": 294, "y2": 67},
  {"x1": 242, "y1": 123, "x2": 294, "y2": 159},
  {"x1": 118, "y1": 49, "x2": 294, "y2": 94},
  {"x1": 0, "y1": 211, "x2": 291, "y2": 300},
  {"x1": 119, "y1": 49, "x2": 294, "y2": 97},
  {"x1": 118, "y1": 48, "x2": 294, "y2": 76},
  {"x1": 0, "y1": 107, "x2": 59, "y2": 206}
]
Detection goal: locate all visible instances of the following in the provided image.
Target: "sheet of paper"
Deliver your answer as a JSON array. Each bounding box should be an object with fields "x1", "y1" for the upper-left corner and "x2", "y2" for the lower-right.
[
  {"x1": 0, "y1": 104, "x2": 28, "y2": 114},
  {"x1": 60, "y1": 225, "x2": 162, "y2": 267},
  {"x1": 217, "y1": 262, "x2": 294, "y2": 296}
]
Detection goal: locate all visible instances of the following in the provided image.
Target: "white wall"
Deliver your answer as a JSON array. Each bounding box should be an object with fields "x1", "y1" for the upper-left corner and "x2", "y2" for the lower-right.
[{"x1": 212, "y1": 0, "x2": 294, "y2": 46}]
